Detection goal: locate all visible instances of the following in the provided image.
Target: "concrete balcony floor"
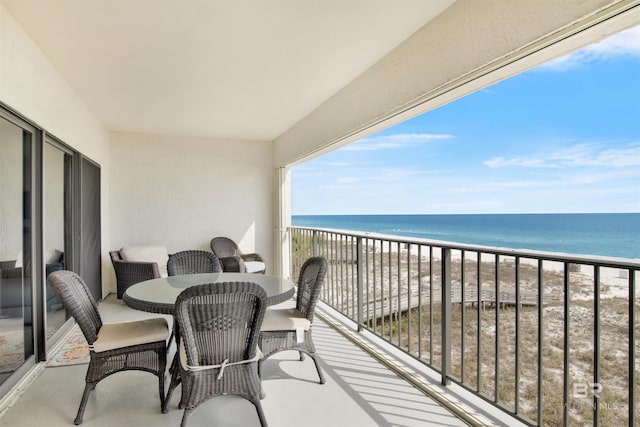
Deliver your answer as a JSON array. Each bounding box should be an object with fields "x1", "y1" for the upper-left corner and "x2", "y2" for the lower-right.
[{"x1": 0, "y1": 296, "x2": 470, "y2": 427}]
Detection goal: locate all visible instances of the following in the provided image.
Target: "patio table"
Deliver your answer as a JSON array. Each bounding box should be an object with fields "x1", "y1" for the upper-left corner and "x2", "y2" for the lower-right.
[{"x1": 122, "y1": 272, "x2": 295, "y2": 314}]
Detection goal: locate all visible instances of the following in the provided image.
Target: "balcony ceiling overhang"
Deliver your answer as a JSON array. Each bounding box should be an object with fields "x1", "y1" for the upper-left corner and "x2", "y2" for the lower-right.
[{"x1": 2, "y1": 0, "x2": 455, "y2": 141}]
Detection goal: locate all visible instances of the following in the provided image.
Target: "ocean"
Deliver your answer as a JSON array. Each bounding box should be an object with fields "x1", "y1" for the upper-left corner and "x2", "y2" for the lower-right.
[{"x1": 292, "y1": 213, "x2": 640, "y2": 260}]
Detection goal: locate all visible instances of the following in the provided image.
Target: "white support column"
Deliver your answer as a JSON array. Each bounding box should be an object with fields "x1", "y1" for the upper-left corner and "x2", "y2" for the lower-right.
[{"x1": 273, "y1": 166, "x2": 291, "y2": 280}]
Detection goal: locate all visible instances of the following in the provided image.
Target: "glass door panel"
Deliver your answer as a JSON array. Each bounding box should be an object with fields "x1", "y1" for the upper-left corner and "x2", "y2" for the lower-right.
[
  {"x1": 0, "y1": 117, "x2": 33, "y2": 386},
  {"x1": 44, "y1": 142, "x2": 70, "y2": 340}
]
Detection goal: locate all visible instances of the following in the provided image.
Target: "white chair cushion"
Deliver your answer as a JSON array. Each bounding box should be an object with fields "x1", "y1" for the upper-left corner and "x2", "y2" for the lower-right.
[
  {"x1": 261, "y1": 308, "x2": 310, "y2": 331},
  {"x1": 244, "y1": 261, "x2": 266, "y2": 274},
  {"x1": 91, "y1": 317, "x2": 169, "y2": 353},
  {"x1": 261, "y1": 308, "x2": 310, "y2": 344},
  {"x1": 120, "y1": 245, "x2": 169, "y2": 277}
]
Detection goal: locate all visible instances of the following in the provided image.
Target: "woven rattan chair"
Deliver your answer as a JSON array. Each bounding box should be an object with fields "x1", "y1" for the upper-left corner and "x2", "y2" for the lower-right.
[
  {"x1": 258, "y1": 256, "x2": 327, "y2": 384},
  {"x1": 167, "y1": 250, "x2": 222, "y2": 276},
  {"x1": 110, "y1": 250, "x2": 160, "y2": 299},
  {"x1": 48, "y1": 270, "x2": 169, "y2": 425},
  {"x1": 210, "y1": 236, "x2": 266, "y2": 273},
  {"x1": 163, "y1": 281, "x2": 268, "y2": 427}
]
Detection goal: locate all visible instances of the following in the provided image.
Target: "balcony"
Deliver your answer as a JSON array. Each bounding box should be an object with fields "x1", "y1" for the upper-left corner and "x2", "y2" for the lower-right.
[
  {"x1": 1, "y1": 2, "x2": 639, "y2": 426},
  {"x1": 2, "y1": 226, "x2": 637, "y2": 426}
]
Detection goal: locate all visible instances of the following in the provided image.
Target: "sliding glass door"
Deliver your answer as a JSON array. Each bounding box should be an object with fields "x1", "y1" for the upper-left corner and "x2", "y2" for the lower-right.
[
  {"x1": 0, "y1": 106, "x2": 100, "y2": 397},
  {"x1": 0, "y1": 116, "x2": 34, "y2": 387}
]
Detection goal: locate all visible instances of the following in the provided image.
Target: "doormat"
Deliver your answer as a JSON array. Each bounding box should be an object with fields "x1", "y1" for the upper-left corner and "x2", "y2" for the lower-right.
[{"x1": 47, "y1": 326, "x2": 89, "y2": 367}]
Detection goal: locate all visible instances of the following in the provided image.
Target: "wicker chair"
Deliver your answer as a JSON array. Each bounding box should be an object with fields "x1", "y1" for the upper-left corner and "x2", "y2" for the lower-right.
[
  {"x1": 110, "y1": 250, "x2": 161, "y2": 299},
  {"x1": 47, "y1": 270, "x2": 169, "y2": 425},
  {"x1": 210, "y1": 236, "x2": 266, "y2": 273},
  {"x1": 259, "y1": 256, "x2": 327, "y2": 384},
  {"x1": 163, "y1": 281, "x2": 268, "y2": 427},
  {"x1": 167, "y1": 250, "x2": 222, "y2": 276}
]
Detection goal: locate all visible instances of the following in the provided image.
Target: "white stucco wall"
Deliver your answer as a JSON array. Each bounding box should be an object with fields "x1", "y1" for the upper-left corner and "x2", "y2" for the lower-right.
[
  {"x1": 273, "y1": 0, "x2": 637, "y2": 167},
  {"x1": 0, "y1": 4, "x2": 110, "y2": 162},
  {"x1": 0, "y1": 3, "x2": 112, "y2": 292},
  {"x1": 109, "y1": 132, "x2": 273, "y2": 291}
]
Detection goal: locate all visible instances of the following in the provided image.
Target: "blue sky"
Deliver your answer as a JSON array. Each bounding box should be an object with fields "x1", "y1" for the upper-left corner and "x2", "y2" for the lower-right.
[{"x1": 291, "y1": 25, "x2": 640, "y2": 215}]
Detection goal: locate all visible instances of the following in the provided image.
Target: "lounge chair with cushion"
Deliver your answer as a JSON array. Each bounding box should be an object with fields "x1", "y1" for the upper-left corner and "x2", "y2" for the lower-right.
[
  {"x1": 110, "y1": 245, "x2": 169, "y2": 298},
  {"x1": 210, "y1": 237, "x2": 266, "y2": 274}
]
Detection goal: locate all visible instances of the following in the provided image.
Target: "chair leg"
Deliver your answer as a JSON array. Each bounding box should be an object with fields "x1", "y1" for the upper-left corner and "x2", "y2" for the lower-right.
[
  {"x1": 74, "y1": 382, "x2": 95, "y2": 425},
  {"x1": 308, "y1": 353, "x2": 326, "y2": 384},
  {"x1": 158, "y1": 371, "x2": 166, "y2": 410},
  {"x1": 252, "y1": 398, "x2": 269, "y2": 427},
  {"x1": 163, "y1": 366, "x2": 181, "y2": 413},
  {"x1": 156, "y1": 348, "x2": 167, "y2": 411},
  {"x1": 181, "y1": 409, "x2": 193, "y2": 427},
  {"x1": 299, "y1": 351, "x2": 305, "y2": 361}
]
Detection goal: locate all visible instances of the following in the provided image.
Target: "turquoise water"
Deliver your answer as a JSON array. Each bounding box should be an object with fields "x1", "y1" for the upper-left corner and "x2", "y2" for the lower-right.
[{"x1": 292, "y1": 213, "x2": 640, "y2": 259}]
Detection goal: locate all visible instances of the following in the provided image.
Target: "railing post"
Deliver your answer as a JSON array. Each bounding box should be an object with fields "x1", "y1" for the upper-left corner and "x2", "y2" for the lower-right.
[
  {"x1": 357, "y1": 236, "x2": 363, "y2": 332},
  {"x1": 312, "y1": 230, "x2": 318, "y2": 257},
  {"x1": 441, "y1": 247, "x2": 451, "y2": 386}
]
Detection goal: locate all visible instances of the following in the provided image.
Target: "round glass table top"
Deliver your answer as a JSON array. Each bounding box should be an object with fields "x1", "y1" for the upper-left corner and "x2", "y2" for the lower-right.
[{"x1": 123, "y1": 272, "x2": 295, "y2": 314}]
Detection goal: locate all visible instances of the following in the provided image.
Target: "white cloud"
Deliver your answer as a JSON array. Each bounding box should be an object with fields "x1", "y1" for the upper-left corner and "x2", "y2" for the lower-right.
[
  {"x1": 483, "y1": 156, "x2": 557, "y2": 168},
  {"x1": 341, "y1": 133, "x2": 454, "y2": 151},
  {"x1": 333, "y1": 167, "x2": 432, "y2": 185},
  {"x1": 335, "y1": 176, "x2": 369, "y2": 184},
  {"x1": 324, "y1": 162, "x2": 353, "y2": 167},
  {"x1": 484, "y1": 142, "x2": 640, "y2": 169},
  {"x1": 540, "y1": 25, "x2": 640, "y2": 71}
]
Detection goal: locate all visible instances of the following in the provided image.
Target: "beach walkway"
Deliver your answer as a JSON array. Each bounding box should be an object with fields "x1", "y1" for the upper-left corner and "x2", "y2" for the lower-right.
[{"x1": 358, "y1": 284, "x2": 543, "y2": 322}]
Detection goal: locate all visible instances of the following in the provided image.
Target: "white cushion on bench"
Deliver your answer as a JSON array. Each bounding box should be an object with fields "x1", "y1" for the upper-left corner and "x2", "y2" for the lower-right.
[{"x1": 245, "y1": 261, "x2": 266, "y2": 274}]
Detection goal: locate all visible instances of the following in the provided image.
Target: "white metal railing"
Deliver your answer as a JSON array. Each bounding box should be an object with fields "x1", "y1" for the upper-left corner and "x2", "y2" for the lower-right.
[{"x1": 289, "y1": 226, "x2": 640, "y2": 427}]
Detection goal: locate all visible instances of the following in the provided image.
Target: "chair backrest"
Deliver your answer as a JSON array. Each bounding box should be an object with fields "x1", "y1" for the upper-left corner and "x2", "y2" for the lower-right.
[
  {"x1": 210, "y1": 237, "x2": 241, "y2": 258},
  {"x1": 109, "y1": 250, "x2": 122, "y2": 262},
  {"x1": 296, "y1": 257, "x2": 328, "y2": 322},
  {"x1": 47, "y1": 270, "x2": 103, "y2": 344},
  {"x1": 175, "y1": 282, "x2": 267, "y2": 367},
  {"x1": 167, "y1": 250, "x2": 222, "y2": 276}
]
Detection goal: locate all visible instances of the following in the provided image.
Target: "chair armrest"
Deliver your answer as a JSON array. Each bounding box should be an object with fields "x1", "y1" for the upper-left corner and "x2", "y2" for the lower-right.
[
  {"x1": 219, "y1": 256, "x2": 246, "y2": 273},
  {"x1": 241, "y1": 253, "x2": 264, "y2": 263},
  {"x1": 112, "y1": 260, "x2": 161, "y2": 298}
]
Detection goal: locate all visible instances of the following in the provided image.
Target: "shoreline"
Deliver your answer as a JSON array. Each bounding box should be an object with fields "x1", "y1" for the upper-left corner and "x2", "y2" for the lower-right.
[
  {"x1": 295, "y1": 225, "x2": 640, "y2": 263},
  {"x1": 299, "y1": 232, "x2": 637, "y2": 301},
  {"x1": 292, "y1": 212, "x2": 640, "y2": 260}
]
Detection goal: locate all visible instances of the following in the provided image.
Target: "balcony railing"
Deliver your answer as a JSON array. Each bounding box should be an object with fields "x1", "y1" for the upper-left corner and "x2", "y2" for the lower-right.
[{"x1": 289, "y1": 226, "x2": 640, "y2": 427}]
